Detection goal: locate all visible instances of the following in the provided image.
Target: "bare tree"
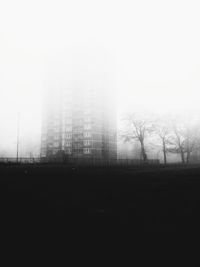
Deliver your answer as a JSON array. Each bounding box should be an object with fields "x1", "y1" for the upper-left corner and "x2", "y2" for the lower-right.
[
  {"x1": 169, "y1": 124, "x2": 186, "y2": 164},
  {"x1": 189, "y1": 134, "x2": 200, "y2": 162},
  {"x1": 153, "y1": 121, "x2": 171, "y2": 165},
  {"x1": 121, "y1": 113, "x2": 155, "y2": 163},
  {"x1": 169, "y1": 114, "x2": 200, "y2": 164}
]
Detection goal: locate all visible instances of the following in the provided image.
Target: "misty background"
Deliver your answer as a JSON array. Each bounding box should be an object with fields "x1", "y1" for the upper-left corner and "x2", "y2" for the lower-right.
[{"x1": 0, "y1": 0, "x2": 200, "y2": 160}]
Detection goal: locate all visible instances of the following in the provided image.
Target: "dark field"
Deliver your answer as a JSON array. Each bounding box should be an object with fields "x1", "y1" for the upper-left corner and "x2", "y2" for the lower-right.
[{"x1": 1, "y1": 164, "x2": 200, "y2": 233}]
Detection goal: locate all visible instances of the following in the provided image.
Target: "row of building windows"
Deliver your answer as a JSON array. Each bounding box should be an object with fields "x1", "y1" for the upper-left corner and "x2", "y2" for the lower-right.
[
  {"x1": 44, "y1": 122, "x2": 96, "y2": 133},
  {"x1": 65, "y1": 148, "x2": 91, "y2": 154},
  {"x1": 46, "y1": 145, "x2": 116, "y2": 152},
  {"x1": 46, "y1": 139, "x2": 116, "y2": 148},
  {"x1": 45, "y1": 137, "x2": 116, "y2": 145},
  {"x1": 65, "y1": 132, "x2": 92, "y2": 139},
  {"x1": 84, "y1": 148, "x2": 91, "y2": 154},
  {"x1": 65, "y1": 140, "x2": 91, "y2": 147},
  {"x1": 46, "y1": 134, "x2": 116, "y2": 142}
]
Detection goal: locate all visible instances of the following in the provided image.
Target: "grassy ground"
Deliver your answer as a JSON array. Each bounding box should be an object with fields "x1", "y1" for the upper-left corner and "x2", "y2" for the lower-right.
[{"x1": 0, "y1": 163, "x2": 200, "y2": 232}]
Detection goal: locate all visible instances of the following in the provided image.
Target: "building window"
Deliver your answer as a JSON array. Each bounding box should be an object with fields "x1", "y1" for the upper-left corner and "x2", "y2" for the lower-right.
[
  {"x1": 74, "y1": 143, "x2": 82, "y2": 149},
  {"x1": 84, "y1": 132, "x2": 91, "y2": 138},
  {"x1": 66, "y1": 126, "x2": 72, "y2": 131},
  {"x1": 84, "y1": 140, "x2": 91, "y2": 146},
  {"x1": 66, "y1": 141, "x2": 71, "y2": 147},
  {"x1": 66, "y1": 133, "x2": 72, "y2": 139},
  {"x1": 84, "y1": 124, "x2": 91, "y2": 130},
  {"x1": 73, "y1": 127, "x2": 82, "y2": 133},
  {"x1": 84, "y1": 148, "x2": 91, "y2": 154},
  {"x1": 66, "y1": 148, "x2": 72, "y2": 154}
]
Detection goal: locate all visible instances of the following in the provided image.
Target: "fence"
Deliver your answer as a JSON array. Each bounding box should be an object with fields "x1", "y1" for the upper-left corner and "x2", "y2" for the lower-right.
[
  {"x1": 0, "y1": 157, "x2": 159, "y2": 166},
  {"x1": 0, "y1": 157, "x2": 41, "y2": 164}
]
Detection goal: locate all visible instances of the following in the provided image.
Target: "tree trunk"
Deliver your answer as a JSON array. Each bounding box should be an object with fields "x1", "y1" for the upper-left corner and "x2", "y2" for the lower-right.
[
  {"x1": 186, "y1": 150, "x2": 190, "y2": 164},
  {"x1": 180, "y1": 149, "x2": 185, "y2": 164},
  {"x1": 186, "y1": 140, "x2": 191, "y2": 164},
  {"x1": 140, "y1": 140, "x2": 148, "y2": 163},
  {"x1": 163, "y1": 140, "x2": 167, "y2": 165}
]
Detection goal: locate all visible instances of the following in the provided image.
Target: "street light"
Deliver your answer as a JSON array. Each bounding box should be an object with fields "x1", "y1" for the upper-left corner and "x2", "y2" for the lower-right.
[{"x1": 16, "y1": 112, "x2": 20, "y2": 163}]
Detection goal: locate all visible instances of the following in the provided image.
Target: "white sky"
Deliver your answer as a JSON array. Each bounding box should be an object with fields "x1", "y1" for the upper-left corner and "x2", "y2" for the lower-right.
[{"x1": 0, "y1": 0, "x2": 200, "y2": 156}]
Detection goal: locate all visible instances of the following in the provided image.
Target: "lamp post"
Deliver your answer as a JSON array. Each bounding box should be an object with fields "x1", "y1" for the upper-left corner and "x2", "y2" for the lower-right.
[{"x1": 16, "y1": 112, "x2": 20, "y2": 163}]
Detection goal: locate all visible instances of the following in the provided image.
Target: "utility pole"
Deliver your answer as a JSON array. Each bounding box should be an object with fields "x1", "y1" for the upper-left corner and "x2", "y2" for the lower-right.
[{"x1": 16, "y1": 112, "x2": 20, "y2": 163}]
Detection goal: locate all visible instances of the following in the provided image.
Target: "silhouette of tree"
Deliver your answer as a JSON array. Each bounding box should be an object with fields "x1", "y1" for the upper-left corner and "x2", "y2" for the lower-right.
[{"x1": 122, "y1": 113, "x2": 155, "y2": 163}]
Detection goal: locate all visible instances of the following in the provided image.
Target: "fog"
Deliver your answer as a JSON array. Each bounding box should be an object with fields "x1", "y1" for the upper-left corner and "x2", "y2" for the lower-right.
[{"x1": 0, "y1": 0, "x2": 200, "y2": 158}]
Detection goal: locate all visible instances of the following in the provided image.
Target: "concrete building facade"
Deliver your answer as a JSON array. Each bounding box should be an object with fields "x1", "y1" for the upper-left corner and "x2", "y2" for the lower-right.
[{"x1": 41, "y1": 87, "x2": 117, "y2": 164}]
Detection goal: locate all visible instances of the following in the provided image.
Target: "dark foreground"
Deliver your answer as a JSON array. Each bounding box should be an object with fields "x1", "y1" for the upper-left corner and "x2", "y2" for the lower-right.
[{"x1": 1, "y1": 163, "x2": 200, "y2": 233}]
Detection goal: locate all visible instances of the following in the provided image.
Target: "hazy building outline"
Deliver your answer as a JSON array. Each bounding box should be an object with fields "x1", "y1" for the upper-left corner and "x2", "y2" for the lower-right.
[{"x1": 41, "y1": 87, "x2": 117, "y2": 164}]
